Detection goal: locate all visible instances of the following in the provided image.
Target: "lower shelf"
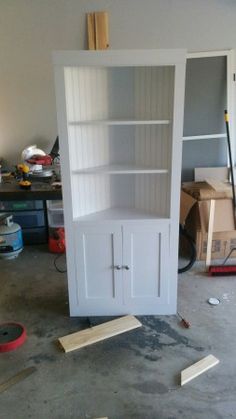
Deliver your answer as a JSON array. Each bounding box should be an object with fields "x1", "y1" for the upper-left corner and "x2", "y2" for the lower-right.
[{"x1": 74, "y1": 207, "x2": 169, "y2": 222}]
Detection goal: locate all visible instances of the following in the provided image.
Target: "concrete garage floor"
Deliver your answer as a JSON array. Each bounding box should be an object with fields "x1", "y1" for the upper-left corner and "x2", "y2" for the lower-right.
[{"x1": 1, "y1": 246, "x2": 236, "y2": 419}]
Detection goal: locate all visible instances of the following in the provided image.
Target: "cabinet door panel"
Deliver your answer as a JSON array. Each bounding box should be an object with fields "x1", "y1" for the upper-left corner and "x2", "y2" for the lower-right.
[
  {"x1": 123, "y1": 223, "x2": 170, "y2": 314},
  {"x1": 74, "y1": 224, "x2": 123, "y2": 315}
]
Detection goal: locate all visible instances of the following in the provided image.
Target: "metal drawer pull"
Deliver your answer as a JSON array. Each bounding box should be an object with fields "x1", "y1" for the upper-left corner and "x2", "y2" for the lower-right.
[
  {"x1": 124, "y1": 265, "x2": 130, "y2": 270},
  {"x1": 114, "y1": 265, "x2": 122, "y2": 270}
]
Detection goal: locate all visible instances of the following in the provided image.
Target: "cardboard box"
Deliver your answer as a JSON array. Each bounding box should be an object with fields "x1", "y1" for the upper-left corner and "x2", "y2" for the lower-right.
[
  {"x1": 195, "y1": 230, "x2": 236, "y2": 261},
  {"x1": 180, "y1": 182, "x2": 236, "y2": 261}
]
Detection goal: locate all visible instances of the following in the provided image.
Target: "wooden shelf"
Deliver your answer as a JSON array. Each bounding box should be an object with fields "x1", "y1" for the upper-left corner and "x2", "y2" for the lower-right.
[
  {"x1": 74, "y1": 207, "x2": 170, "y2": 222},
  {"x1": 72, "y1": 164, "x2": 168, "y2": 175},
  {"x1": 68, "y1": 119, "x2": 170, "y2": 126}
]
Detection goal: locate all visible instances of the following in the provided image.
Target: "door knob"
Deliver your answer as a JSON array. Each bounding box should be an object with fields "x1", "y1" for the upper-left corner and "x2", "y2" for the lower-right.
[
  {"x1": 114, "y1": 265, "x2": 122, "y2": 270},
  {"x1": 124, "y1": 265, "x2": 130, "y2": 270}
]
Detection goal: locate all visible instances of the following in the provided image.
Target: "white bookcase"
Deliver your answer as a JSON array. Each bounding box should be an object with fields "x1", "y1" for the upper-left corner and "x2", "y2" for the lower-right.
[{"x1": 53, "y1": 49, "x2": 186, "y2": 316}]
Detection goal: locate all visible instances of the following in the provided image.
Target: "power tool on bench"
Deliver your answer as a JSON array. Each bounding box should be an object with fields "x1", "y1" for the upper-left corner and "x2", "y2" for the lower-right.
[
  {"x1": 21, "y1": 145, "x2": 53, "y2": 179},
  {"x1": 17, "y1": 163, "x2": 31, "y2": 190}
]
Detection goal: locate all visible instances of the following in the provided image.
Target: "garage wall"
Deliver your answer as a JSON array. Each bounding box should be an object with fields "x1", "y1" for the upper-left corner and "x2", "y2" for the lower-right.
[{"x1": 1, "y1": 0, "x2": 236, "y2": 165}]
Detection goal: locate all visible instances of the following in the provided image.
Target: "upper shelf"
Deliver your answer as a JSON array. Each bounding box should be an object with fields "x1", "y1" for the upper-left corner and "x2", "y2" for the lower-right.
[
  {"x1": 72, "y1": 164, "x2": 168, "y2": 175},
  {"x1": 68, "y1": 119, "x2": 171, "y2": 126}
]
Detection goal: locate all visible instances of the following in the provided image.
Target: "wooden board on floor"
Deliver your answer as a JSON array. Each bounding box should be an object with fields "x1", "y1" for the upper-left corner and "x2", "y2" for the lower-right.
[
  {"x1": 0, "y1": 367, "x2": 37, "y2": 394},
  {"x1": 59, "y1": 315, "x2": 142, "y2": 353},
  {"x1": 181, "y1": 354, "x2": 219, "y2": 386}
]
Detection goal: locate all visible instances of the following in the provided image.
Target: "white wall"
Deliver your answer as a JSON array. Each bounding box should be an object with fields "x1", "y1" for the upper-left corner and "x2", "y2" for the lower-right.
[{"x1": 1, "y1": 0, "x2": 236, "y2": 164}]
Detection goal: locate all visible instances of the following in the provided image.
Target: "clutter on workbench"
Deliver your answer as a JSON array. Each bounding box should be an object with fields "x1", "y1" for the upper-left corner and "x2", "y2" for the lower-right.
[
  {"x1": 0, "y1": 214, "x2": 23, "y2": 259},
  {"x1": 21, "y1": 145, "x2": 53, "y2": 179},
  {"x1": 16, "y1": 163, "x2": 32, "y2": 189}
]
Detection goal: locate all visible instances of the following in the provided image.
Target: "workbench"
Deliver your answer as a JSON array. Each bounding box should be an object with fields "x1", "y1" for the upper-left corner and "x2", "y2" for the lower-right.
[
  {"x1": 0, "y1": 179, "x2": 63, "y2": 244},
  {"x1": 0, "y1": 179, "x2": 62, "y2": 201}
]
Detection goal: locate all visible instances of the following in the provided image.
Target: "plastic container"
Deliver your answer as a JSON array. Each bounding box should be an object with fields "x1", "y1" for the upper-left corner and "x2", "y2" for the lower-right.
[
  {"x1": 0, "y1": 200, "x2": 44, "y2": 211},
  {"x1": 47, "y1": 200, "x2": 64, "y2": 227},
  {"x1": 46, "y1": 200, "x2": 63, "y2": 211}
]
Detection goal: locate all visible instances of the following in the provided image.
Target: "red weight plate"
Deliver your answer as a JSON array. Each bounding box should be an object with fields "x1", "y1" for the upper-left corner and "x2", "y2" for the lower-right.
[{"x1": 0, "y1": 323, "x2": 26, "y2": 352}]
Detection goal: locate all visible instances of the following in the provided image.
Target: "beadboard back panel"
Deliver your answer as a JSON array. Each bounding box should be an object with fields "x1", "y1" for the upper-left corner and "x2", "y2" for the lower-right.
[
  {"x1": 64, "y1": 66, "x2": 174, "y2": 121},
  {"x1": 64, "y1": 66, "x2": 174, "y2": 219}
]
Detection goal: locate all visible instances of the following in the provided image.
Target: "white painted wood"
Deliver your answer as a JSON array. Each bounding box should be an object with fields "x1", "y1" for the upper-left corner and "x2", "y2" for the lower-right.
[
  {"x1": 122, "y1": 223, "x2": 170, "y2": 314},
  {"x1": 185, "y1": 49, "x2": 235, "y2": 168},
  {"x1": 73, "y1": 164, "x2": 168, "y2": 175},
  {"x1": 53, "y1": 49, "x2": 186, "y2": 67},
  {"x1": 187, "y1": 50, "x2": 231, "y2": 59},
  {"x1": 74, "y1": 224, "x2": 124, "y2": 315},
  {"x1": 74, "y1": 208, "x2": 171, "y2": 222},
  {"x1": 183, "y1": 133, "x2": 226, "y2": 141},
  {"x1": 69, "y1": 119, "x2": 170, "y2": 125},
  {"x1": 53, "y1": 49, "x2": 187, "y2": 316}
]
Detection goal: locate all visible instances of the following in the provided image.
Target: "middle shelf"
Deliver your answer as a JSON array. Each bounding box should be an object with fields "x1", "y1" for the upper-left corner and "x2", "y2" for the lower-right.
[
  {"x1": 72, "y1": 164, "x2": 168, "y2": 175},
  {"x1": 68, "y1": 119, "x2": 171, "y2": 126}
]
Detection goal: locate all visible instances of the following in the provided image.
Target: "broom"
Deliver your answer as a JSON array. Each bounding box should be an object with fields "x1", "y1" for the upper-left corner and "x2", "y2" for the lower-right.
[{"x1": 208, "y1": 110, "x2": 236, "y2": 276}]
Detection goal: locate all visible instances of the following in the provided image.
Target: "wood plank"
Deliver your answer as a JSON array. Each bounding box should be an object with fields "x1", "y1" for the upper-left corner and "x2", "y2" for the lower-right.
[
  {"x1": 87, "y1": 13, "x2": 95, "y2": 50},
  {"x1": 0, "y1": 367, "x2": 37, "y2": 394},
  {"x1": 205, "y1": 178, "x2": 229, "y2": 192},
  {"x1": 94, "y1": 12, "x2": 109, "y2": 50},
  {"x1": 206, "y1": 199, "x2": 215, "y2": 267},
  {"x1": 181, "y1": 354, "x2": 219, "y2": 386},
  {"x1": 194, "y1": 167, "x2": 228, "y2": 182},
  {"x1": 59, "y1": 315, "x2": 142, "y2": 353}
]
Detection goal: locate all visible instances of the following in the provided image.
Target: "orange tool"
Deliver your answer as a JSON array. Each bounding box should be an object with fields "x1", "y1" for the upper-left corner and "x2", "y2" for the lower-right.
[{"x1": 177, "y1": 312, "x2": 191, "y2": 328}]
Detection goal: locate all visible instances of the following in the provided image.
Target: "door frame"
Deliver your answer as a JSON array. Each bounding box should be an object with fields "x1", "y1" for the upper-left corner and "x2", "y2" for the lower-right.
[{"x1": 184, "y1": 49, "x2": 236, "y2": 164}]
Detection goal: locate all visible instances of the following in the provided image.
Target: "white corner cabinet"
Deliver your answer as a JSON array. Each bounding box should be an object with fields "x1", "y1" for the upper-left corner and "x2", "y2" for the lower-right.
[{"x1": 53, "y1": 49, "x2": 186, "y2": 316}]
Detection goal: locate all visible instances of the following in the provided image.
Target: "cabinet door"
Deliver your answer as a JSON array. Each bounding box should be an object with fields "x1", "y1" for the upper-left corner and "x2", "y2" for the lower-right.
[
  {"x1": 122, "y1": 223, "x2": 171, "y2": 314},
  {"x1": 74, "y1": 224, "x2": 124, "y2": 315}
]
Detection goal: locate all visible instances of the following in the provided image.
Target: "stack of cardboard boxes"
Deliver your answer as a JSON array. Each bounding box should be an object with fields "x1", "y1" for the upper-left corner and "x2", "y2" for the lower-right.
[{"x1": 180, "y1": 180, "x2": 236, "y2": 260}]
